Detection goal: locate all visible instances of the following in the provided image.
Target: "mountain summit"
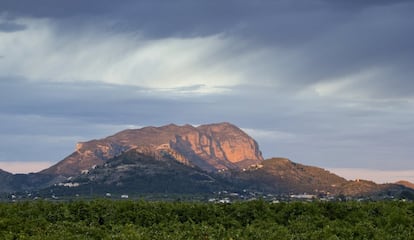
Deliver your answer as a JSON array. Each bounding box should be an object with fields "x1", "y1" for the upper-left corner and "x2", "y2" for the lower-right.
[{"x1": 42, "y1": 122, "x2": 263, "y2": 176}]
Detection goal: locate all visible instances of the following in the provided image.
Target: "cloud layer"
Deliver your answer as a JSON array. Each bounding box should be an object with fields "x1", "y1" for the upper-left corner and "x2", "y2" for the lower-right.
[{"x1": 0, "y1": 1, "x2": 413, "y2": 177}]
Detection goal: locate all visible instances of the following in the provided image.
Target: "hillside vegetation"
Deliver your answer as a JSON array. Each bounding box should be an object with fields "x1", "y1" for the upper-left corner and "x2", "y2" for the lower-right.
[{"x1": 0, "y1": 200, "x2": 413, "y2": 239}]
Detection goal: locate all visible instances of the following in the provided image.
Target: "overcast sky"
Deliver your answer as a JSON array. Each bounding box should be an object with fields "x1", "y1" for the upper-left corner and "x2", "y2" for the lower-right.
[{"x1": 0, "y1": 1, "x2": 413, "y2": 182}]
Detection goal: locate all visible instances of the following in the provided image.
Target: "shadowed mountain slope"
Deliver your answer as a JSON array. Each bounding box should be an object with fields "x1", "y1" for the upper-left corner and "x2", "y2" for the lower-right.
[{"x1": 48, "y1": 149, "x2": 235, "y2": 196}]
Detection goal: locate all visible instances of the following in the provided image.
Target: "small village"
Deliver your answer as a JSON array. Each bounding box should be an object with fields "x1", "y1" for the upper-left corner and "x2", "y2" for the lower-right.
[{"x1": 2, "y1": 188, "x2": 409, "y2": 203}]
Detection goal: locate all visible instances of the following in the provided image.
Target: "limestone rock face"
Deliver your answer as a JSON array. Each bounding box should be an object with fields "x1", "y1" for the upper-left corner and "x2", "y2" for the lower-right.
[{"x1": 42, "y1": 122, "x2": 264, "y2": 176}]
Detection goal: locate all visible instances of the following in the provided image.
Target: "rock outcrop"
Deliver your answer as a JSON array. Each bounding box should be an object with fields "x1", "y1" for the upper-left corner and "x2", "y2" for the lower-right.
[{"x1": 42, "y1": 122, "x2": 264, "y2": 176}]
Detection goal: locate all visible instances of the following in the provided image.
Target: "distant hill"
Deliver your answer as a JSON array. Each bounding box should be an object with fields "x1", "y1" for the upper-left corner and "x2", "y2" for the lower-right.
[
  {"x1": 0, "y1": 169, "x2": 14, "y2": 192},
  {"x1": 230, "y1": 158, "x2": 347, "y2": 194},
  {"x1": 0, "y1": 168, "x2": 65, "y2": 193},
  {"x1": 396, "y1": 180, "x2": 414, "y2": 190},
  {"x1": 338, "y1": 179, "x2": 412, "y2": 199}
]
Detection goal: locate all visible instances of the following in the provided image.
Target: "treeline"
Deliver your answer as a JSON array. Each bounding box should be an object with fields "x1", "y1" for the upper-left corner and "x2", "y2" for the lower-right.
[{"x1": 0, "y1": 200, "x2": 413, "y2": 239}]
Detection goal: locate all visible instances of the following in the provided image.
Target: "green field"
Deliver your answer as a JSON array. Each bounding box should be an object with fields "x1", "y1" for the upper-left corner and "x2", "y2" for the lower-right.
[{"x1": 0, "y1": 200, "x2": 413, "y2": 239}]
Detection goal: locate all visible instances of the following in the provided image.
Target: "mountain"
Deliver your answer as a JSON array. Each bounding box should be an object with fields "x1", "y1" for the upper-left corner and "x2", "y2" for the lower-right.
[
  {"x1": 1, "y1": 122, "x2": 413, "y2": 200},
  {"x1": 42, "y1": 122, "x2": 263, "y2": 176},
  {"x1": 0, "y1": 168, "x2": 65, "y2": 193}
]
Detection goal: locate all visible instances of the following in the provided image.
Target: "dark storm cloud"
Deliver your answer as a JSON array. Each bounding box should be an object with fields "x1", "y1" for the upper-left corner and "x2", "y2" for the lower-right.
[
  {"x1": 322, "y1": 0, "x2": 412, "y2": 9},
  {"x1": 2, "y1": 0, "x2": 413, "y2": 85},
  {"x1": 296, "y1": 3, "x2": 414, "y2": 84},
  {"x1": 0, "y1": 0, "x2": 120, "y2": 18},
  {"x1": 38, "y1": 0, "x2": 413, "y2": 99},
  {"x1": 2, "y1": 0, "x2": 411, "y2": 42},
  {"x1": 0, "y1": 22, "x2": 26, "y2": 32}
]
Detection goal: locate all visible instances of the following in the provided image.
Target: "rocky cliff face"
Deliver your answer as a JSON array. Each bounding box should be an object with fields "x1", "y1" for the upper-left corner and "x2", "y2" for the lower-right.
[{"x1": 42, "y1": 122, "x2": 264, "y2": 176}]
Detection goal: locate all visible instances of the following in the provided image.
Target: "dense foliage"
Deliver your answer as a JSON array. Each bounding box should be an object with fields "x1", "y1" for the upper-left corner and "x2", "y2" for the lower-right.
[{"x1": 0, "y1": 200, "x2": 413, "y2": 239}]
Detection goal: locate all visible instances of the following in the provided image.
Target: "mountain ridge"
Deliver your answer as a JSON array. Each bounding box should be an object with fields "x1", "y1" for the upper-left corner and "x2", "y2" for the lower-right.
[
  {"x1": 0, "y1": 122, "x2": 413, "y2": 200},
  {"x1": 41, "y1": 122, "x2": 263, "y2": 176}
]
